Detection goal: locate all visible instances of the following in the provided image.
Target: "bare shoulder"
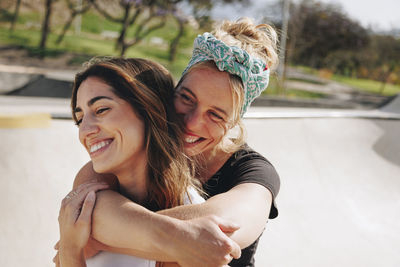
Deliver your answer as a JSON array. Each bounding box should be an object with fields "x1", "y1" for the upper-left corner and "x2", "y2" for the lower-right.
[{"x1": 73, "y1": 161, "x2": 118, "y2": 189}]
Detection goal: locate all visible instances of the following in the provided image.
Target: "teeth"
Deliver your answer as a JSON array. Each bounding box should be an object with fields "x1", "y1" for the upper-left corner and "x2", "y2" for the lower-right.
[
  {"x1": 90, "y1": 140, "x2": 111, "y2": 153},
  {"x1": 185, "y1": 136, "x2": 200, "y2": 144}
]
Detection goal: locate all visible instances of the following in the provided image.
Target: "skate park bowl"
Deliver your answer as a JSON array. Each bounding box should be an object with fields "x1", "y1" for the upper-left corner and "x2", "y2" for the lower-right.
[{"x1": 1, "y1": 90, "x2": 400, "y2": 266}]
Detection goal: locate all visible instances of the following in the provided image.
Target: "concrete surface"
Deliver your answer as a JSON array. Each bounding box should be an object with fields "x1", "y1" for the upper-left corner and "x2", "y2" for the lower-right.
[
  {"x1": 252, "y1": 117, "x2": 400, "y2": 267},
  {"x1": 1, "y1": 95, "x2": 400, "y2": 267}
]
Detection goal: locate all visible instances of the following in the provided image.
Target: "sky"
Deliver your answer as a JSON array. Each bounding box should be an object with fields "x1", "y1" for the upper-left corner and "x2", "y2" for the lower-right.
[{"x1": 211, "y1": 0, "x2": 400, "y2": 31}]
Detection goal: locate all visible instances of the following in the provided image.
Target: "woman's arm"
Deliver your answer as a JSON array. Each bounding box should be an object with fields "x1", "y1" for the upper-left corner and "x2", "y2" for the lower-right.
[
  {"x1": 90, "y1": 190, "x2": 241, "y2": 265},
  {"x1": 75, "y1": 163, "x2": 272, "y2": 261},
  {"x1": 159, "y1": 183, "x2": 272, "y2": 249},
  {"x1": 75, "y1": 162, "x2": 241, "y2": 267},
  {"x1": 90, "y1": 182, "x2": 271, "y2": 252}
]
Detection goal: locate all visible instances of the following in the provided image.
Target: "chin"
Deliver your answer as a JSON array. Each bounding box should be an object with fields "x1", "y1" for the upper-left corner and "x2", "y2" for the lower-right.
[
  {"x1": 92, "y1": 161, "x2": 111, "y2": 174},
  {"x1": 185, "y1": 147, "x2": 200, "y2": 157}
]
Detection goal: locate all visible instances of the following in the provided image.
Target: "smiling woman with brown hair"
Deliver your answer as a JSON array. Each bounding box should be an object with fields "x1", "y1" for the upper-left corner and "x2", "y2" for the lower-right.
[{"x1": 57, "y1": 57, "x2": 206, "y2": 267}]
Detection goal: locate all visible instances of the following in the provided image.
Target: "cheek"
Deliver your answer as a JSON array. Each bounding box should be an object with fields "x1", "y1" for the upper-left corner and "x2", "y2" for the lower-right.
[
  {"x1": 78, "y1": 128, "x2": 85, "y2": 146},
  {"x1": 174, "y1": 98, "x2": 190, "y2": 115},
  {"x1": 209, "y1": 123, "x2": 228, "y2": 141},
  {"x1": 122, "y1": 120, "x2": 145, "y2": 147}
]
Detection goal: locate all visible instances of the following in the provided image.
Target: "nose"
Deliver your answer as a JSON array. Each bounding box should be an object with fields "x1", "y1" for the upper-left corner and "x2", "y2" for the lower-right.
[
  {"x1": 78, "y1": 115, "x2": 100, "y2": 143},
  {"x1": 184, "y1": 107, "x2": 204, "y2": 132}
]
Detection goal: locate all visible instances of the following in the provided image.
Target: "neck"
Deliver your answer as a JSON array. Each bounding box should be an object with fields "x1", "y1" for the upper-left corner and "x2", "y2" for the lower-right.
[
  {"x1": 196, "y1": 146, "x2": 233, "y2": 183},
  {"x1": 113, "y1": 156, "x2": 148, "y2": 205}
]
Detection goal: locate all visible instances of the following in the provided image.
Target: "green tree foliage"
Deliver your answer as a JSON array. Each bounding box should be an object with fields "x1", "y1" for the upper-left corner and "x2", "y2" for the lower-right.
[
  {"x1": 288, "y1": 0, "x2": 369, "y2": 69},
  {"x1": 361, "y1": 35, "x2": 400, "y2": 91},
  {"x1": 265, "y1": 0, "x2": 400, "y2": 91},
  {"x1": 56, "y1": 0, "x2": 92, "y2": 44}
]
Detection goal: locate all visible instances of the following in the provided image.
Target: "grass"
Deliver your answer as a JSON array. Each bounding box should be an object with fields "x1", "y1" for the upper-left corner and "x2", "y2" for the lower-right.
[
  {"x1": 0, "y1": 9, "x2": 198, "y2": 79},
  {"x1": 293, "y1": 65, "x2": 400, "y2": 96},
  {"x1": 262, "y1": 75, "x2": 328, "y2": 99},
  {"x1": 331, "y1": 75, "x2": 400, "y2": 96}
]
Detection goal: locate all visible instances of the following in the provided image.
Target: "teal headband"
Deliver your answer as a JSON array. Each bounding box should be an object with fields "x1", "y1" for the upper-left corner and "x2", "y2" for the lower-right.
[{"x1": 182, "y1": 32, "x2": 270, "y2": 116}]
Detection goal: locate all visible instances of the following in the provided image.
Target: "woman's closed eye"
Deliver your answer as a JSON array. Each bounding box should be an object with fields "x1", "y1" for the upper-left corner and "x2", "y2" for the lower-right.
[
  {"x1": 178, "y1": 93, "x2": 194, "y2": 105},
  {"x1": 209, "y1": 111, "x2": 224, "y2": 122},
  {"x1": 74, "y1": 107, "x2": 110, "y2": 127},
  {"x1": 96, "y1": 107, "x2": 110, "y2": 115}
]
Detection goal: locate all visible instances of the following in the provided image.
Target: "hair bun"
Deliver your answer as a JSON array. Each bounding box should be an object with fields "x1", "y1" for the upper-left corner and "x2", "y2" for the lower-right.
[{"x1": 213, "y1": 17, "x2": 278, "y2": 70}]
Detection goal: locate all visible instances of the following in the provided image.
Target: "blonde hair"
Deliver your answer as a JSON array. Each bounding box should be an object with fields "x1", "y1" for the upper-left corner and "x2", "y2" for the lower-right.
[
  {"x1": 197, "y1": 17, "x2": 279, "y2": 152},
  {"x1": 72, "y1": 57, "x2": 198, "y2": 211},
  {"x1": 213, "y1": 17, "x2": 279, "y2": 70}
]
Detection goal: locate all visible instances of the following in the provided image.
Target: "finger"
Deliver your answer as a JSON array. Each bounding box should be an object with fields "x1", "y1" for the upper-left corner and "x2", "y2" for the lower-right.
[
  {"x1": 74, "y1": 181, "x2": 109, "y2": 195},
  {"x1": 63, "y1": 183, "x2": 109, "y2": 206},
  {"x1": 53, "y1": 251, "x2": 59, "y2": 263},
  {"x1": 54, "y1": 241, "x2": 59, "y2": 250},
  {"x1": 215, "y1": 217, "x2": 240, "y2": 234},
  {"x1": 76, "y1": 191, "x2": 96, "y2": 224},
  {"x1": 224, "y1": 253, "x2": 233, "y2": 263},
  {"x1": 61, "y1": 184, "x2": 107, "y2": 223},
  {"x1": 229, "y1": 240, "x2": 241, "y2": 259}
]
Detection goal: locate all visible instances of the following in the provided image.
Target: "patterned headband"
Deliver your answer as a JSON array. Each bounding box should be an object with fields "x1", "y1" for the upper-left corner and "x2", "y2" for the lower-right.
[{"x1": 182, "y1": 32, "x2": 270, "y2": 116}]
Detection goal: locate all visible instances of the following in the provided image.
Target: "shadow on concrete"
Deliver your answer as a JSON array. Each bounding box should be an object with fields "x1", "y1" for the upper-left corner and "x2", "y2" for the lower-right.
[
  {"x1": 373, "y1": 120, "x2": 400, "y2": 167},
  {"x1": 5, "y1": 75, "x2": 73, "y2": 98}
]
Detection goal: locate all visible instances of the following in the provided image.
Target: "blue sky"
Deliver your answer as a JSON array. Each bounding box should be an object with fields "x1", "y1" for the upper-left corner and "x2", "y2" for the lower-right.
[{"x1": 211, "y1": 0, "x2": 400, "y2": 30}]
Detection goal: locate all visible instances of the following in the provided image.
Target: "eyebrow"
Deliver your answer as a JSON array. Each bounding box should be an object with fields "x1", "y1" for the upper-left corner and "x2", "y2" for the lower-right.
[
  {"x1": 181, "y1": 87, "x2": 228, "y2": 117},
  {"x1": 74, "y1": 96, "x2": 113, "y2": 113}
]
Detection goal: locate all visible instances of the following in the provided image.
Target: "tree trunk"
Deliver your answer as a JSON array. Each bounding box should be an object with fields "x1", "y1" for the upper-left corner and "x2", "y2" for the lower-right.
[
  {"x1": 120, "y1": 43, "x2": 128, "y2": 57},
  {"x1": 116, "y1": 4, "x2": 131, "y2": 51},
  {"x1": 39, "y1": 0, "x2": 54, "y2": 52},
  {"x1": 379, "y1": 68, "x2": 394, "y2": 95},
  {"x1": 169, "y1": 18, "x2": 185, "y2": 62},
  {"x1": 10, "y1": 0, "x2": 22, "y2": 32},
  {"x1": 56, "y1": 12, "x2": 77, "y2": 45}
]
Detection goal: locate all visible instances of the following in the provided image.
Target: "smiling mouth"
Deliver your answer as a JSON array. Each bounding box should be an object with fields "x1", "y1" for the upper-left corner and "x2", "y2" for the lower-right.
[
  {"x1": 184, "y1": 135, "x2": 205, "y2": 145},
  {"x1": 89, "y1": 139, "x2": 113, "y2": 154}
]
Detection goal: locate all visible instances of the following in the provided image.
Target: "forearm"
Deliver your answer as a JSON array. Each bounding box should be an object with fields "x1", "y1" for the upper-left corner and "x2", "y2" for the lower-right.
[
  {"x1": 60, "y1": 250, "x2": 86, "y2": 267},
  {"x1": 90, "y1": 190, "x2": 179, "y2": 261},
  {"x1": 158, "y1": 183, "x2": 272, "y2": 248},
  {"x1": 73, "y1": 162, "x2": 178, "y2": 261}
]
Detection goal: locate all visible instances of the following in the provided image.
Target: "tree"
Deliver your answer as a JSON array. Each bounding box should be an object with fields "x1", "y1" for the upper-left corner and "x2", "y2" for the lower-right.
[
  {"x1": 371, "y1": 35, "x2": 400, "y2": 93},
  {"x1": 39, "y1": 0, "x2": 56, "y2": 52},
  {"x1": 90, "y1": 0, "x2": 174, "y2": 56},
  {"x1": 289, "y1": 0, "x2": 369, "y2": 68},
  {"x1": 56, "y1": 0, "x2": 92, "y2": 44},
  {"x1": 168, "y1": 10, "x2": 186, "y2": 62},
  {"x1": 10, "y1": 0, "x2": 22, "y2": 32}
]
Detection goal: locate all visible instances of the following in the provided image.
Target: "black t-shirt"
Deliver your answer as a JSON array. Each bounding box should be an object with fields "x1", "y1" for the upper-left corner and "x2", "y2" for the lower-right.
[{"x1": 203, "y1": 144, "x2": 280, "y2": 266}]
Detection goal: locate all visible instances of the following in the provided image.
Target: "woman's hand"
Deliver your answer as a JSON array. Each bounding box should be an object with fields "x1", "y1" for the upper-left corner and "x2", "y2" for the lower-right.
[
  {"x1": 166, "y1": 215, "x2": 241, "y2": 267},
  {"x1": 57, "y1": 181, "x2": 109, "y2": 267}
]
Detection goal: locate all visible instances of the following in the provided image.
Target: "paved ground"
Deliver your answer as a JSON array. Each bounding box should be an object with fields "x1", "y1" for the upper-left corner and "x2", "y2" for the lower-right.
[{"x1": 1, "y1": 94, "x2": 399, "y2": 267}]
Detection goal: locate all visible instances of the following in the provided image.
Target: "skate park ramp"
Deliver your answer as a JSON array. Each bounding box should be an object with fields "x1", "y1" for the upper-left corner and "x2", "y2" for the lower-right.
[{"x1": 1, "y1": 93, "x2": 399, "y2": 267}]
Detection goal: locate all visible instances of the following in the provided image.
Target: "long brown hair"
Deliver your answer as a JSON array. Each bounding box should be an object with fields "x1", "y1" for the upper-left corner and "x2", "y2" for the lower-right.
[{"x1": 71, "y1": 57, "x2": 195, "y2": 211}]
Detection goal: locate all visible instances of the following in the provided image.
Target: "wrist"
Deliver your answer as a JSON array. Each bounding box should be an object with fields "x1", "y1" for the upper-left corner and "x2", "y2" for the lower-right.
[
  {"x1": 152, "y1": 215, "x2": 185, "y2": 261},
  {"x1": 59, "y1": 248, "x2": 86, "y2": 267}
]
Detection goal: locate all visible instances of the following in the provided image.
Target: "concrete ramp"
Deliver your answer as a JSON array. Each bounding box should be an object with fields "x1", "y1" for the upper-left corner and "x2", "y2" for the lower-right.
[
  {"x1": 1, "y1": 96, "x2": 399, "y2": 267},
  {"x1": 251, "y1": 117, "x2": 400, "y2": 267},
  {"x1": 381, "y1": 94, "x2": 400, "y2": 114}
]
